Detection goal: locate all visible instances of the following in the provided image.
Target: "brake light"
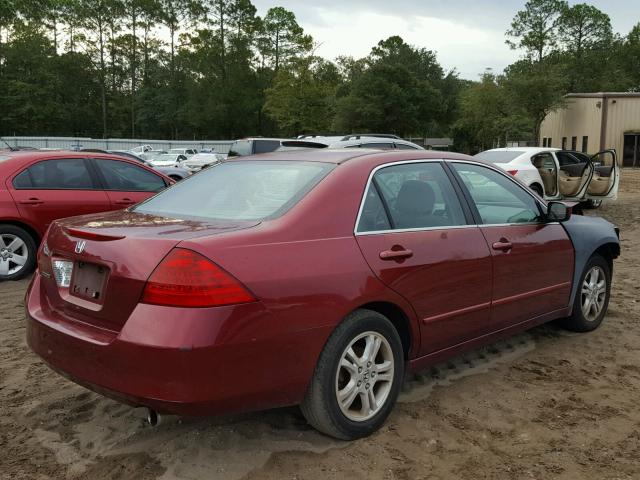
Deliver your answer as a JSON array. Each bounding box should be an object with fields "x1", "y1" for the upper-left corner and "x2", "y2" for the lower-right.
[
  {"x1": 141, "y1": 248, "x2": 255, "y2": 308},
  {"x1": 506, "y1": 170, "x2": 519, "y2": 176}
]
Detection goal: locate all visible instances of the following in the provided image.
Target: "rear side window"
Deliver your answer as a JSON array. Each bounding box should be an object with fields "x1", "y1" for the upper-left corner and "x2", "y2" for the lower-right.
[
  {"x1": 228, "y1": 140, "x2": 252, "y2": 157},
  {"x1": 395, "y1": 143, "x2": 418, "y2": 150},
  {"x1": 357, "y1": 162, "x2": 466, "y2": 232},
  {"x1": 134, "y1": 161, "x2": 334, "y2": 221},
  {"x1": 254, "y1": 140, "x2": 281, "y2": 154},
  {"x1": 13, "y1": 159, "x2": 95, "y2": 190},
  {"x1": 94, "y1": 159, "x2": 166, "y2": 192},
  {"x1": 362, "y1": 143, "x2": 394, "y2": 149}
]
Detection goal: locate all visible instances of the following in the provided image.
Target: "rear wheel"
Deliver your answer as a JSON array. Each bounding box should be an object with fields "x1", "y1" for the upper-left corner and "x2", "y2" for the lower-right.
[
  {"x1": 301, "y1": 309, "x2": 404, "y2": 440},
  {"x1": 530, "y1": 183, "x2": 544, "y2": 197},
  {"x1": 0, "y1": 225, "x2": 37, "y2": 281},
  {"x1": 560, "y1": 254, "x2": 611, "y2": 332}
]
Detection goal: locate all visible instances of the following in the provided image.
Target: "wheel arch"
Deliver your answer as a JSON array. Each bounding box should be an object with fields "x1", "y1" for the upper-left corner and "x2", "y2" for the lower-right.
[
  {"x1": 0, "y1": 220, "x2": 41, "y2": 245},
  {"x1": 356, "y1": 301, "x2": 413, "y2": 360},
  {"x1": 529, "y1": 182, "x2": 544, "y2": 195},
  {"x1": 592, "y1": 242, "x2": 620, "y2": 272}
]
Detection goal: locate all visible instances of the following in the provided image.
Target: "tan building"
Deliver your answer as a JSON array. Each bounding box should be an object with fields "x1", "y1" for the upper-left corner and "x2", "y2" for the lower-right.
[{"x1": 539, "y1": 92, "x2": 640, "y2": 167}]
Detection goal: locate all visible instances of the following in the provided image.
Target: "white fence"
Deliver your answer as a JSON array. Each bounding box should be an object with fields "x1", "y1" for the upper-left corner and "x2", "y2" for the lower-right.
[{"x1": 2, "y1": 136, "x2": 234, "y2": 154}]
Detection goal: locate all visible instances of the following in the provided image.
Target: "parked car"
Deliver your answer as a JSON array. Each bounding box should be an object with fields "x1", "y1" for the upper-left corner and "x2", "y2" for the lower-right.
[
  {"x1": 129, "y1": 145, "x2": 153, "y2": 155},
  {"x1": 327, "y1": 136, "x2": 424, "y2": 150},
  {"x1": 107, "y1": 151, "x2": 190, "y2": 181},
  {"x1": 0, "y1": 150, "x2": 173, "y2": 280},
  {"x1": 475, "y1": 147, "x2": 620, "y2": 208},
  {"x1": 227, "y1": 138, "x2": 327, "y2": 157},
  {"x1": 147, "y1": 153, "x2": 187, "y2": 167},
  {"x1": 180, "y1": 152, "x2": 225, "y2": 173},
  {"x1": 26, "y1": 150, "x2": 619, "y2": 440},
  {"x1": 168, "y1": 148, "x2": 198, "y2": 158}
]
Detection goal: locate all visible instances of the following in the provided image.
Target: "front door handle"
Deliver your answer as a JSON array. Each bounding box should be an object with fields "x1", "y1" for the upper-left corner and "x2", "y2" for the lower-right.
[
  {"x1": 19, "y1": 197, "x2": 44, "y2": 205},
  {"x1": 379, "y1": 248, "x2": 413, "y2": 261},
  {"x1": 492, "y1": 239, "x2": 513, "y2": 252},
  {"x1": 115, "y1": 198, "x2": 135, "y2": 205}
]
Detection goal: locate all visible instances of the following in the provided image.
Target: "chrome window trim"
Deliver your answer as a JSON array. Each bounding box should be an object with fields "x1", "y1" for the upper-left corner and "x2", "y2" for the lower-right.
[{"x1": 353, "y1": 158, "x2": 551, "y2": 236}]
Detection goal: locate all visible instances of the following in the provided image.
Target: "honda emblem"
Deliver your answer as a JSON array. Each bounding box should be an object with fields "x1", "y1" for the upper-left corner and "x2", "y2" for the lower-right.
[{"x1": 75, "y1": 240, "x2": 86, "y2": 254}]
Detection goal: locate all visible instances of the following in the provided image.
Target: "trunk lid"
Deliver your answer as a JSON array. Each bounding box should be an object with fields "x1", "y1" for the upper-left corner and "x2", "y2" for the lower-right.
[{"x1": 40, "y1": 210, "x2": 258, "y2": 332}]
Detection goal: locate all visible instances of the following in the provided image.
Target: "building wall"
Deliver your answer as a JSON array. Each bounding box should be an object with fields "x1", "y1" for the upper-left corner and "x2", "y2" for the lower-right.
[
  {"x1": 540, "y1": 95, "x2": 640, "y2": 161},
  {"x1": 539, "y1": 97, "x2": 602, "y2": 153},
  {"x1": 604, "y1": 97, "x2": 640, "y2": 157}
]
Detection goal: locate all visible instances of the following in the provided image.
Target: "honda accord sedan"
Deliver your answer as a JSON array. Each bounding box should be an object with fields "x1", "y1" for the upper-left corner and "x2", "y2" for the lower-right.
[{"x1": 26, "y1": 149, "x2": 620, "y2": 440}]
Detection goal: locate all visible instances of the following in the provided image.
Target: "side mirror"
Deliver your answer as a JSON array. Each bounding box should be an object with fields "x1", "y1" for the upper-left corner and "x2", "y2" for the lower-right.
[{"x1": 547, "y1": 201, "x2": 571, "y2": 222}]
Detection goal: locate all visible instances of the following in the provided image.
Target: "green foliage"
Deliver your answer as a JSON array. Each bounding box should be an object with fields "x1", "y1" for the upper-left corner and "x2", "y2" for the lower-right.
[{"x1": 506, "y1": 0, "x2": 567, "y2": 61}]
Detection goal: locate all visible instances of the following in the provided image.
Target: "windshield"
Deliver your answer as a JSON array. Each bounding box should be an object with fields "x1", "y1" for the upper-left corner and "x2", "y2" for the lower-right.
[
  {"x1": 474, "y1": 150, "x2": 525, "y2": 163},
  {"x1": 134, "y1": 161, "x2": 334, "y2": 221}
]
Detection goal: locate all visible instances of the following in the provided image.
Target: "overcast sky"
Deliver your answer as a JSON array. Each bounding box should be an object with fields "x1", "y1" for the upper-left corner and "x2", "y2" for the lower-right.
[{"x1": 252, "y1": 0, "x2": 636, "y2": 79}]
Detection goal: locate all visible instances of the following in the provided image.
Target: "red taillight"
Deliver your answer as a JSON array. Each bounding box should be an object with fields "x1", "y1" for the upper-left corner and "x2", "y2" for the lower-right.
[
  {"x1": 141, "y1": 248, "x2": 255, "y2": 308},
  {"x1": 506, "y1": 170, "x2": 519, "y2": 176}
]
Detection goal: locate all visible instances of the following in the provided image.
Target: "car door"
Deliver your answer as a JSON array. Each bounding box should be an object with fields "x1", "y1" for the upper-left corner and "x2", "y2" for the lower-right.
[
  {"x1": 585, "y1": 149, "x2": 619, "y2": 199},
  {"x1": 450, "y1": 162, "x2": 574, "y2": 330},
  {"x1": 553, "y1": 151, "x2": 594, "y2": 200},
  {"x1": 91, "y1": 158, "x2": 169, "y2": 208},
  {"x1": 355, "y1": 161, "x2": 494, "y2": 356},
  {"x1": 9, "y1": 158, "x2": 111, "y2": 233}
]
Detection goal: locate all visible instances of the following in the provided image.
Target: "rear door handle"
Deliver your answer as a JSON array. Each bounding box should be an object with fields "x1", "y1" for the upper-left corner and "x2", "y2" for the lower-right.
[
  {"x1": 379, "y1": 248, "x2": 413, "y2": 260},
  {"x1": 492, "y1": 239, "x2": 513, "y2": 252},
  {"x1": 19, "y1": 197, "x2": 44, "y2": 205}
]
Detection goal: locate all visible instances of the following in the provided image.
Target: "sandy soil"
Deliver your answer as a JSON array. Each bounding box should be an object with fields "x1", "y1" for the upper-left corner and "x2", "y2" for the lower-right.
[{"x1": 1, "y1": 171, "x2": 639, "y2": 480}]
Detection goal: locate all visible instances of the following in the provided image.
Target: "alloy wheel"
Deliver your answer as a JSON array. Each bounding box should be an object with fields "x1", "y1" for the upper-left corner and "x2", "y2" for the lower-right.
[
  {"x1": 581, "y1": 266, "x2": 607, "y2": 322},
  {"x1": 335, "y1": 331, "x2": 394, "y2": 422},
  {"x1": 0, "y1": 234, "x2": 29, "y2": 277}
]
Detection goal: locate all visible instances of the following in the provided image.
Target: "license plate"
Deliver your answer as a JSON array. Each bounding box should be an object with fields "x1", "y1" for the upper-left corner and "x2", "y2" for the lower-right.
[
  {"x1": 52, "y1": 260, "x2": 73, "y2": 288},
  {"x1": 71, "y1": 262, "x2": 108, "y2": 302}
]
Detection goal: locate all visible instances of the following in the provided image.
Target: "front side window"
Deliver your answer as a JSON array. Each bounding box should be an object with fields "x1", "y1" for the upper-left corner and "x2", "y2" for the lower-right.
[
  {"x1": 134, "y1": 161, "x2": 333, "y2": 221},
  {"x1": 357, "y1": 162, "x2": 466, "y2": 232},
  {"x1": 95, "y1": 159, "x2": 166, "y2": 192},
  {"x1": 13, "y1": 159, "x2": 94, "y2": 190},
  {"x1": 452, "y1": 163, "x2": 543, "y2": 225}
]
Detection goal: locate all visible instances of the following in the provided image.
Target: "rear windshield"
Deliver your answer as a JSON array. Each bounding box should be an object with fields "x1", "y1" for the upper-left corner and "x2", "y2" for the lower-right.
[
  {"x1": 474, "y1": 150, "x2": 525, "y2": 163},
  {"x1": 228, "y1": 140, "x2": 253, "y2": 157},
  {"x1": 134, "y1": 161, "x2": 334, "y2": 221}
]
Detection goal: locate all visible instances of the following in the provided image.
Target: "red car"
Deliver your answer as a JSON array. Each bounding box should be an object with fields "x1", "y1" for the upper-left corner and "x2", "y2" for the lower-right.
[
  {"x1": 26, "y1": 150, "x2": 619, "y2": 439},
  {"x1": 0, "y1": 150, "x2": 173, "y2": 280}
]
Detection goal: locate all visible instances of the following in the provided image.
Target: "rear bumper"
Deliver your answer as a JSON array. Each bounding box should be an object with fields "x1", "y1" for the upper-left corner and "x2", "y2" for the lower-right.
[{"x1": 26, "y1": 274, "x2": 331, "y2": 416}]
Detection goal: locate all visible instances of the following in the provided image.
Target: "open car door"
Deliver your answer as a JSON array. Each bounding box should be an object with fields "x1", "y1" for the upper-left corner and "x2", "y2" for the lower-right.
[
  {"x1": 554, "y1": 150, "x2": 594, "y2": 202},
  {"x1": 585, "y1": 149, "x2": 619, "y2": 200}
]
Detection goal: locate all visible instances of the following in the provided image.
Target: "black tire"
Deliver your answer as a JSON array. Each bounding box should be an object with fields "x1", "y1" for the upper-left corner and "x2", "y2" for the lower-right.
[
  {"x1": 559, "y1": 254, "x2": 611, "y2": 332},
  {"x1": 300, "y1": 309, "x2": 404, "y2": 440},
  {"x1": 0, "y1": 225, "x2": 37, "y2": 281},
  {"x1": 530, "y1": 183, "x2": 544, "y2": 197}
]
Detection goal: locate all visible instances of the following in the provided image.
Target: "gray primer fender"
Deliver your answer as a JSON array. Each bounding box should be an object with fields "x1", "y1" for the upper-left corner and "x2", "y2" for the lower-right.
[{"x1": 561, "y1": 214, "x2": 620, "y2": 312}]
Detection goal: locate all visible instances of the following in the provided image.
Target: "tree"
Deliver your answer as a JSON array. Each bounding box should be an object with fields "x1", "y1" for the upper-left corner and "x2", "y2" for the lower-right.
[
  {"x1": 503, "y1": 57, "x2": 569, "y2": 144},
  {"x1": 506, "y1": 0, "x2": 567, "y2": 61},
  {"x1": 264, "y1": 55, "x2": 341, "y2": 135},
  {"x1": 258, "y1": 6, "x2": 311, "y2": 72}
]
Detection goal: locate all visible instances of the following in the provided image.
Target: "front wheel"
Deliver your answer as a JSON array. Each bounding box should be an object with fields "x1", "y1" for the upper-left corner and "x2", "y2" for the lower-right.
[
  {"x1": 301, "y1": 309, "x2": 404, "y2": 440},
  {"x1": 560, "y1": 254, "x2": 611, "y2": 332}
]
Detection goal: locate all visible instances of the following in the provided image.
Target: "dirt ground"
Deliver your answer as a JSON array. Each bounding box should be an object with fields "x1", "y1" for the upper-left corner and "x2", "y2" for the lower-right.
[{"x1": 1, "y1": 171, "x2": 639, "y2": 480}]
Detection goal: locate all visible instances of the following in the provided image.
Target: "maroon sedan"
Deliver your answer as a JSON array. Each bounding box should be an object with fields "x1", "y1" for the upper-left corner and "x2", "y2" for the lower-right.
[
  {"x1": 0, "y1": 150, "x2": 173, "y2": 281},
  {"x1": 26, "y1": 149, "x2": 619, "y2": 439}
]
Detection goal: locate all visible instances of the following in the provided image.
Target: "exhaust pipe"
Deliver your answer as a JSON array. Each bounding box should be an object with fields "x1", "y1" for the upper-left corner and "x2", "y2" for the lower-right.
[{"x1": 146, "y1": 408, "x2": 161, "y2": 427}]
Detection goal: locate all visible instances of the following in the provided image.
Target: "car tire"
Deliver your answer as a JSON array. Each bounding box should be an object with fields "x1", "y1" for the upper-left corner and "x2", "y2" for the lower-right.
[
  {"x1": 0, "y1": 225, "x2": 37, "y2": 281},
  {"x1": 530, "y1": 184, "x2": 544, "y2": 197},
  {"x1": 559, "y1": 254, "x2": 611, "y2": 332},
  {"x1": 300, "y1": 309, "x2": 404, "y2": 440}
]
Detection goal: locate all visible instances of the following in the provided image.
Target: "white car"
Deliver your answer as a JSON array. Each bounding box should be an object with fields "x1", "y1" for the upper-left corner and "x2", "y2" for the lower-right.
[
  {"x1": 147, "y1": 153, "x2": 187, "y2": 167},
  {"x1": 180, "y1": 152, "x2": 226, "y2": 172},
  {"x1": 475, "y1": 147, "x2": 620, "y2": 207},
  {"x1": 327, "y1": 136, "x2": 424, "y2": 150},
  {"x1": 168, "y1": 148, "x2": 198, "y2": 158}
]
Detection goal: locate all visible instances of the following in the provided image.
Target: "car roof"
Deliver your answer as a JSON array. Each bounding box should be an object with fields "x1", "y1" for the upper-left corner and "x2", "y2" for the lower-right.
[
  {"x1": 228, "y1": 148, "x2": 473, "y2": 165},
  {"x1": 482, "y1": 147, "x2": 559, "y2": 153}
]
